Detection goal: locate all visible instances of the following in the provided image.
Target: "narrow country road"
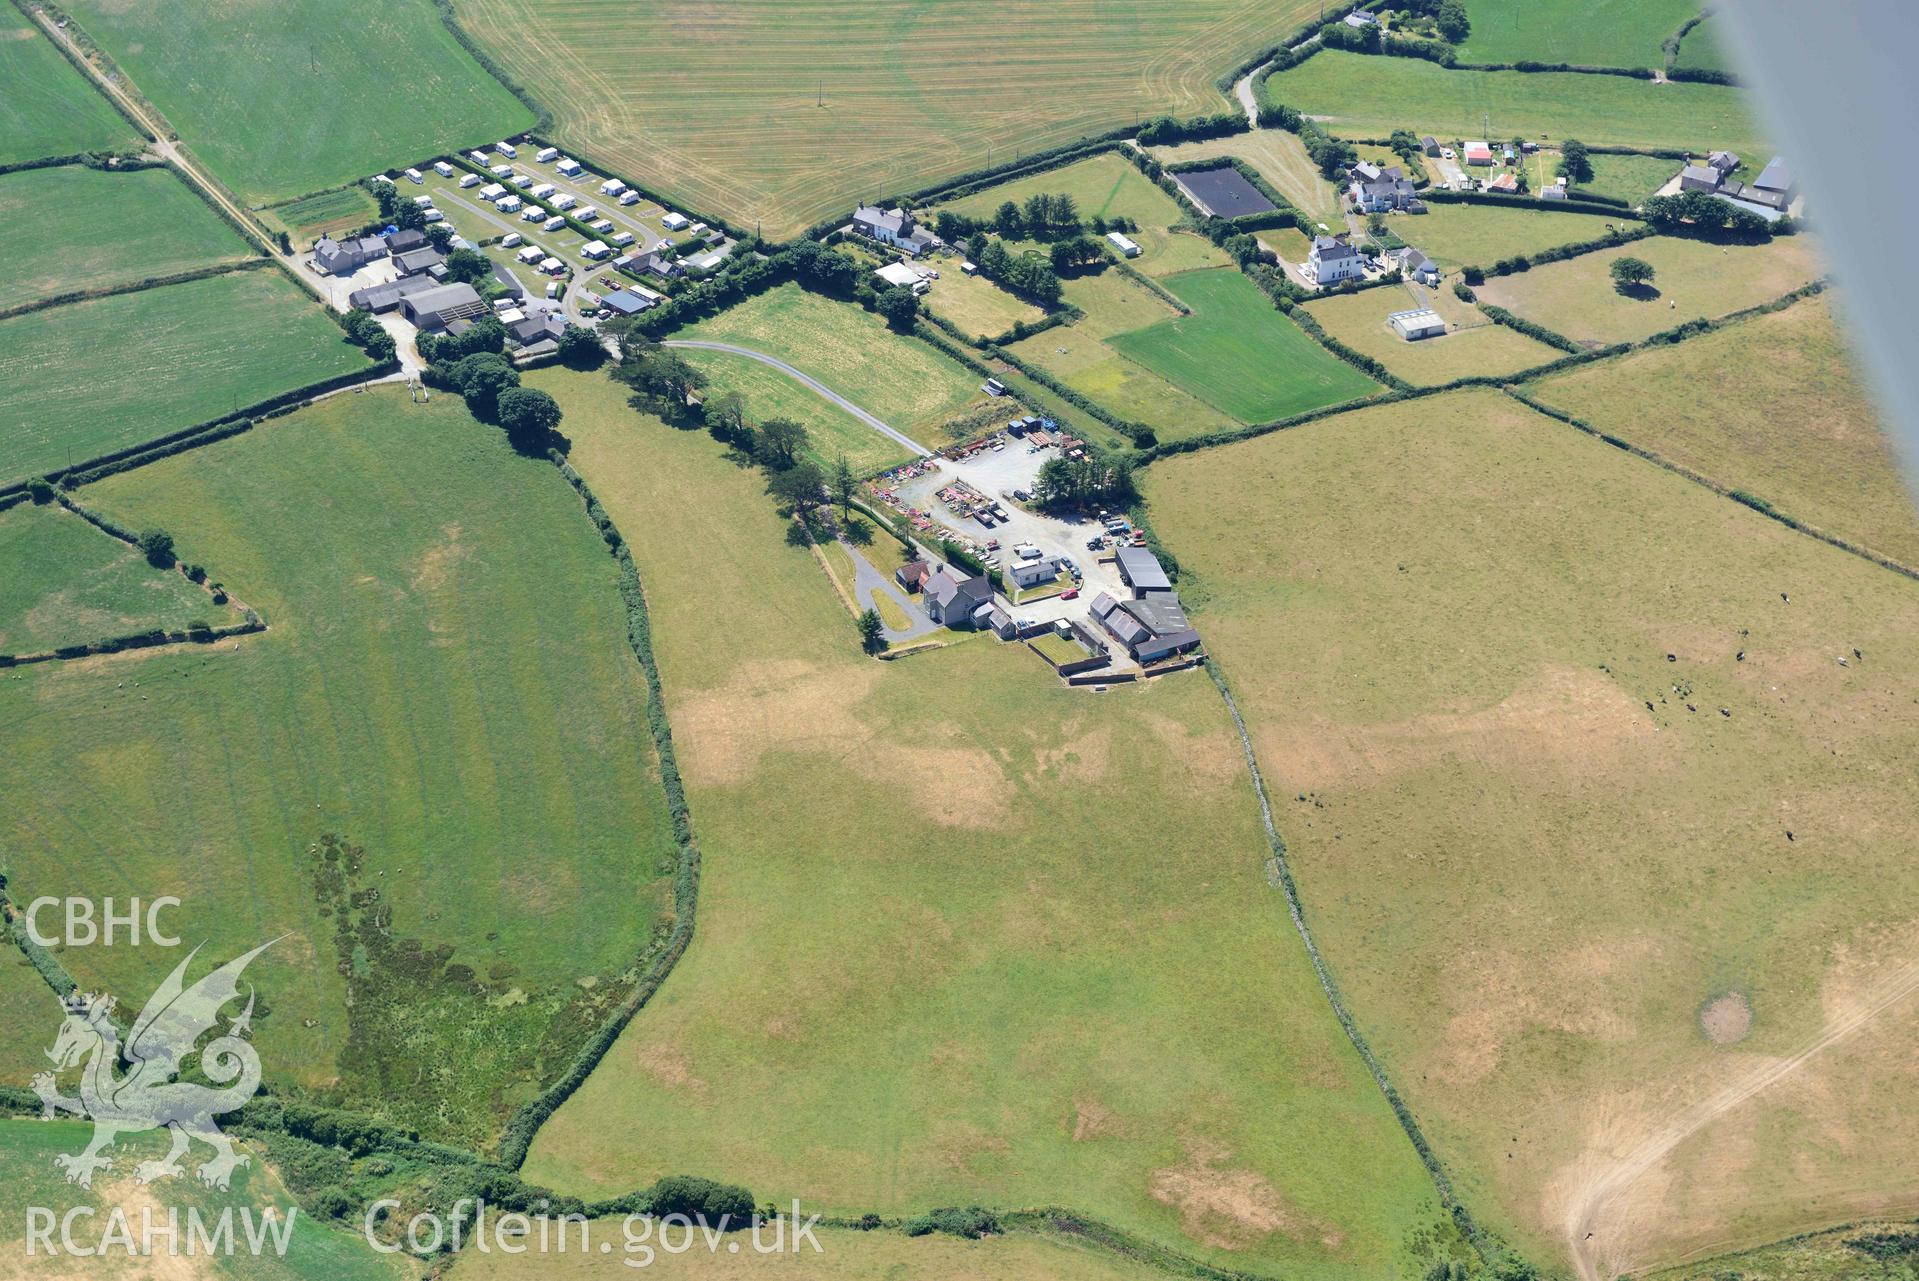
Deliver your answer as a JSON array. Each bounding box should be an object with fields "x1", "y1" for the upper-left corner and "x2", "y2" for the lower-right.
[{"x1": 661, "y1": 340, "x2": 932, "y2": 457}]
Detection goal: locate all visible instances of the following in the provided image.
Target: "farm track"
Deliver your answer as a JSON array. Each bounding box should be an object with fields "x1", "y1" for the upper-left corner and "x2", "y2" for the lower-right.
[
  {"x1": 1565, "y1": 950, "x2": 1919, "y2": 1281},
  {"x1": 661, "y1": 340, "x2": 933, "y2": 457}
]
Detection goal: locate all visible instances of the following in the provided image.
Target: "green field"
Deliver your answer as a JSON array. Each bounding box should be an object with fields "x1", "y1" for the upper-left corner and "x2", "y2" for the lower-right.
[
  {"x1": 1397, "y1": 202, "x2": 1622, "y2": 271},
  {"x1": 936, "y1": 152, "x2": 1229, "y2": 278},
  {"x1": 0, "y1": 955, "x2": 56, "y2": 1084},
  {"x1": 677, "y1": 347, "x2": 913, "y2": 475},
  {"x1": 513, "y1": 368, "x2": 1446, "y2": 1279},
  {"x1": 449, "y1": 1224, "x2": 1175, "y2": 1280},
  {"x1": 63, "y1": 0, "x2": 532, "y2": 204},
  {"x1": 678, "y1": 283, "x2": 991, "y2": 443},
  {"x1": 1529, "y1": 294, "x2": 1919, "y2": 566},
  {"x1": 1303, "y1": 286, "x2": 1564, "y2": 385},
  {"x1": 1673, "y1": 17, "x2": 1737, "y2": 74},
  {"x1": 1262, "y1": 51, "x2": 1765, "y2": 159},
  {"x1": 922, "y1": 269, "x2": 1045, "y2": 342},
  {"x1": 1475, "y1": 233, "x2": 1823, "y2": 345},
  {"x1": 0, "y1": 6, "x2": 139, "y2": 167},
  {"x1": 453, "y1": 0, "x2": 1322, "y2": 238},
  {"x1": 1107, "y1": 268, "x2": 1378, "y2": 423},
  {"x1": 1151, "y1": 129, "x2": 1341, "y2": 225},
  {"x1": 0, "y1": 164, "x2": 254, "y2": 311},
  {"x1": 0, "y1": 500, "x2": 240, "y2": 656},
  {"x1": 0, "y1": 388, "x2": 680, "y2": 1148},
  {"x1": 0, "y1": 1119, "x2": 409, "y2": 1280},
  {"x1": 0, "y1": 269, "x2": 368, "y2": 484},
  {"x1": 1145, "y1": 388, "x2": 1919, "y2": 1272},
  {"x1": 1576, "y1": 151, "x2": 1683, "y2": 205},
  {"x1": 1455, "y1": 0, "x2": 1700, "y2": 68}
]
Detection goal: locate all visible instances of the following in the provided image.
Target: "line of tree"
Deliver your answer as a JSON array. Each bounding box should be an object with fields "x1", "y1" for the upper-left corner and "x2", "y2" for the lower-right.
[
  {"x1": 418, "y1": 317, "x2": 580, "y2": 454},
  {"x1": 966, "y1": 234, "x2": 1063, "y2": 306},
  {"x1": 1033, "y1": 450, "x2": 1136, "y2": 511},
  {"x1": 1641, "y1": 188, "x2": 1778, "y2": 237}
]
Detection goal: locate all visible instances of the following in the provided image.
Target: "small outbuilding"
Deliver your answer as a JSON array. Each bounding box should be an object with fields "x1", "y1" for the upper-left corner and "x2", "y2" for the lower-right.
[{"x1": 1388, "y1": 308, "x2": 1446, "y2": 341}]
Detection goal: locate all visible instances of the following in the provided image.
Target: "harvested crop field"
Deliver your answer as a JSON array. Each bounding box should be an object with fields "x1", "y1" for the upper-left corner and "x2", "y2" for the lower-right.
[
  {"x1": 451, "y1": 0, "x2": 1322, "y2": 238},
  {"x1": 1144, "y1": 387, "x2": 1919, "y2": 1274},
  {"x1": 0, "y1": 164, "x2": 254, "y2": 311},
  {"x1": 0, "y1": 387, "x2": 680, "y2": 1147},
  {"x1": 0, "y1": 500, "x2": 240, "y2": 656},
  {"x1": 922, "y1": 269, "x2": 1046, "y2": 342},
  {"x1": 1106, "y1": 268, "x2": 1378, "y2": 423},
  {"x1": 63, "y1": 0, "x2": 532, "y2": 204},
  {"x1": 1302, "y1": 286, "x2": 1564, "y2": 385},
  {"x1": 0, "y1": 6, "x2": 138, "y2": 167},
  {"x1": 1261, "y1": 52, "x2": 1765, "y2": 160},
  {"x1": 515, "y1": 367, "x2": 1446, "y2": 1280},
  {"x1": 1526, "y1": 293, "x2": 1919, "y2": 566},
  {"x1": 1476, "y1": 234, "x2": 1824, "y2": 346},
  {"x1": 678, "y1": 283, "x2": 991, "y2": 443},
  {"x1": 0, "y1": 269, "x2": 369, "y2": 484}
]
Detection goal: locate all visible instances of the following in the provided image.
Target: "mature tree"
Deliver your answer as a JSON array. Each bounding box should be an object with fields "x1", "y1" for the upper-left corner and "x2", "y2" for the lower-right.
[
  {"x1": 857, "y1": 608, "x2": 887, "y2": 655},
  {"x1": 874, "y1": 284, "x2": 920, "y2": 331},
  {"x1": 1558, "y1": 138, "x2": 1593, "y2": 184},
  {"x1": 1609, "y1": 255, "x2": 1656, "y2": 292},
  {"x1": 442, "y1": 248, "x2": 492, "y2": 284},
  {"x1": 757, "y1": 418, "x2": 810, "y2": 471},
  {"x1": 1023, "y1": 194, "x2": 1052, "y2": 234},
  {"x1": 615, "y1": 343, "x2": 707, "y2": 409},
  {"x1": 767, "y1": 460, "x2": 826, "y2": 517},
  {"x1": 496, "y1": 386, "x2": 564, "y2": 453},
  {"x1": 1049, "y1": 236, "x2": 1105, "y2": 273},
  {"x1": 933, "y1": 210, "x2": 974, "y2": 244},
  {"x1": 1435, "y1": 0, "x2": 1470, "y2": 41},
  {"x1": 426, "y1": 224, "x2": 454, "y2": 252},
  {"x1": 993, "y1": 200, "x2": 1025, "y2": 238},
  {"x1": 1367, "y1": 212, "x2": 1388, "y2": 238},
  {"x1": 830, "y1": 452, "x2": 858, "y2": 515},
  {"x1": 1389, "y1": 128, "x2": 1422, "y2": 161},
  {"x1": 703, "y1": 390, "x2": 747, "y2": 442},
  {"x1": 449, "y1": 352, "x2": 520, "y2": 418},
  {"x1": 138, "y1": 528, "x2": 175, "y2": 569},
  {"x1": 556, "y1": 324, "x2": 605, "y2": 369}
]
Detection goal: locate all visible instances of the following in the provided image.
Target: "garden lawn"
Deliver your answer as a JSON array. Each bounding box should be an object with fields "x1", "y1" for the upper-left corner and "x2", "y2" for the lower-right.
[
  {"x1": 677, "y1": 348, "x2": 912, "y2": 475},
  {"x1": 452, "y1": 0, "x2": 1322, "y2": 238},
  {"x1": 0, "y1": 164, "x2": 254, "y2": 311},
  {"x1": 63, "y1": 0, "x2": 532, "y2": 204},
  {"x1": 678, "y1": 283, "x2": 988, "y2": 442},
  {"x1": 0, "y1": 387, "x2": 680, "y2": 1149},
  {"x1": 0, "y1": 500, "x2": 241, "y2": 656},
  {"x1": 936, "y1": 152, "x2": 1228, "y2": 277},
  {"x1": 448, "y1": 1224, "x2": 1175, "y2": 1280},
  {"x1": 0, "y1": 1119, "x2": 410, "y2": 1280},
  {"x1": 1455, "y1": 0, "x2": 1699, "y2": 68},
  {"x1": 1576, "y1": 152, "x2": 1684, "y2": 206},
  {"x1": 1261, "y1": 51, "x2": 1765, "y2": 159},
  {"x1": 515, "y1": 367, "x2": 1446, "y2": 1281},
  {"x1": 1302, "y1": 286, "x2": 1564, "y2": 385},
  {"x1": 1150, "y1": 129, "x2": 1341, "y2": 224},
  {"x1": 1395, "y1": 201, "x2": 1621, "y2": 272},
  {"x1": 1475, "y1": 233, "x2": 1824, "y2": 346},
  {"x1": 1145, "y1": 387, "x2": 1919, "y2": 1272},
  {"x1": 1528, "y1": 293, "x2": 1919, "y2": 566},
  {"x1": 0, "y1": 6, "x2": 138, "y2": 167},
  {"x1": 1107, "y1": 268, "x2": 1378, "y2": 422},
  {"x1": 923, "y1": 269, "x2": 1045, "y2": 342},
  {"x1": 0, "y1": 269, "x2": 369, "y2": 484}
]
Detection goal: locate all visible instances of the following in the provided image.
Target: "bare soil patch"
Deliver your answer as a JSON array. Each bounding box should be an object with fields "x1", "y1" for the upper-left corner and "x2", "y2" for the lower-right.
[{"x1": 1701, "y1": 993, "x2": 1752, "y2": 1045}]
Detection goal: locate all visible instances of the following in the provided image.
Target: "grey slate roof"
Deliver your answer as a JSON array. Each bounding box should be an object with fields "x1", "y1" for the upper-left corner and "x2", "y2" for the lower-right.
[
  {"x1": 1311, "y1": 235, "x2": 1358, "y2": 261},
  {"x1": 387, "y1": 228, "x2": 430, "y2": 253},
  {"x1": 1115, "y1": 545, "x2": 1172, "y2": 593},
  {"x1": 1754, "y1": 156, "x2": 1792, "y2": 193}
]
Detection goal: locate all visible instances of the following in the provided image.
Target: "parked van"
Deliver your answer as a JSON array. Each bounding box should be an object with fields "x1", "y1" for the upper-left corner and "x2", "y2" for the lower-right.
[{"x1": 432, "y1": 161, "x2": 454, "y2": 178}]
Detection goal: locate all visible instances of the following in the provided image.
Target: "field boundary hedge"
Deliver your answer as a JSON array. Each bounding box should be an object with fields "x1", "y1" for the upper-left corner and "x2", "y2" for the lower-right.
[
  {"x1": 1504, "y1": 385, "x2": 1919, "y2": 583},
  {"x1": 494, "y1": 455, "x2": 704, "y2": 1170},
  {"x1": 0, "y1": 256, "x2": 269, "y2": 322},
  {"x1": 1288, "y1": 306, "x2": 1411, "y2": 391},
  {"x1": 430, "y1": 0, "x2": 553, "y2": 134},
  {"x1": 1416, "y1": 187, "x2": 1648, "y2": 220},
  {"x1": 1478, "y1": 304, "x2": 1583, "y2": 353},
  {"x1": 1203, "y1": 660, "x2": 1487, "y2": 1249}
]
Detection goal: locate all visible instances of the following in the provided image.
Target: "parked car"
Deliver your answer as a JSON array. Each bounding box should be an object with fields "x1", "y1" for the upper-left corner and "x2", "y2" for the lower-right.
[
  {"x1": 1441, "y1": 147, "x2": 1456, "y2": 159},
  {"x1": 1060, "y1": 588, "x2": 1080, "y2": 600},
  {"x1": 1085, "y1": 536, "x2": 1104, "y2": 550}
]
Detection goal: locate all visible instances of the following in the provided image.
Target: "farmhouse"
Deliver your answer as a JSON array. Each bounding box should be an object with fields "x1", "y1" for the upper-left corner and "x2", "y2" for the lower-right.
[
  {"x1": 851, "y1": 205, "x2": 939, "y2": 257},
  {"x1": 1393, "y1": 247, "x2": 1439, "y2": 285},
  {"x1": 625, "y1": 250, "x2": 684, "y2": 280},
  {"x1": 511, "y1": 312, "x2": 566, "y2": 346},
  {"x1": 1351, "y1": 164, "x2": 1418, "y2": 212},
  {"x1": 1089, "y1": 591, "x2": 1201, "y2": 665},
  {"x1": 400, "y1": 283, "x2": 488, "y2": 330},
  {"x1": 923, "y1": 568, "x2": 994, "y2": 628},
  {"x1": 1708, "y1": 150, "x2": 1740, "y2": 173},
  {"x1": 1307, "y1": 234, "x2": 1364, "y2": 285},
  {"x1": 1680, "y1": 164, "x2": 1724, "y2": 193},
  {"x1": 1343, "y1": 9, "x2": 1377, "y2": 25},
  {"x1": 1106, "y1": 231, "x2": 1141, "y2": 257},
  {"x1": 1389, "y1": 308, "x2": 1447, "y2": 341},
  {"x1": 895, "y1": 560, "x2": 932, "y2": 593},
  {"x1": 313, "y1": 234, "x2": 389, "y2": 276}
]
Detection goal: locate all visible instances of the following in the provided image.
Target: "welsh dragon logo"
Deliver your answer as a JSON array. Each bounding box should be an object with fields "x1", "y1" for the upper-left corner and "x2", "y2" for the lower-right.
[{"x1": 32, "y1": 940, "x2": 276, "y2": 1191}]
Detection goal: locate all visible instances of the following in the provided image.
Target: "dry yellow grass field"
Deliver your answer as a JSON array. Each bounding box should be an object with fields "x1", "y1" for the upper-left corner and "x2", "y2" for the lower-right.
[
  {"x1": 1303, "y1": 286, "x2": 1565, "y2": 385},
  {"x1": 450, "y1": 0, "x2": 1319, "y2": 236},
  {"x1": 1145, "y1": 389, "x2": 1919, "y2": 1277},
  {"x1": 1528, "y1": 294, "x2": 1919, "y2": 569}
]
